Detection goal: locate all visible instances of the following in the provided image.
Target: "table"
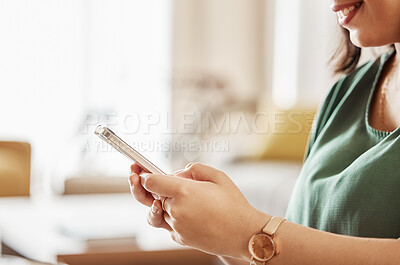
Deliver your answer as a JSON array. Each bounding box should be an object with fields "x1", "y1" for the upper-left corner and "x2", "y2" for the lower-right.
[
  {"x1": 0, "y1": 161, "x2": 301, "y2": 265},
  {"x1": 0, "y1": 194, "x2": 216, "y2": 265}
]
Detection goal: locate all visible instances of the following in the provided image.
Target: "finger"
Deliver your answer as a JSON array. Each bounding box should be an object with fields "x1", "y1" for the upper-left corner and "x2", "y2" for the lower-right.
[
  {"x1": 138, "y1": 171, "x2": 162, "y2": 200},
  {"x1": 170, "y1": 231, "x2": 185, "y2": 246},
  {"x1": 130, "y1": 163, "x2": 142, "y2": 174},
  {"x1": 129, "y1": 173, "x2": 154, "y2": 207},
  {"x1": 170, "y1": 162, "x2": 196, "y2": 178},
  {"x1": 130, "y1": 163, "x2": 149, "y2": 175},
  {"x1": 173, "y1": 168, "x2": 192, "y2": 179},
  {"x1": 161, "y1": 196, "x2": 172, "y2": 213},
  {"x1": 147, "y1": 200, "x2": 173, "y2": 231},
  {"x1": 163, "y1": 208, "x2": 173, "y2": 224},
  {"x1": 185, "y1": 162, "x2": 196, "y2": 169},
  {"x1": 173, "y1": 168, "x2": 185, "y2": 175},
  {"x1": 179, "y1": 163, "x2": 226, "y2": 184},
  {"x1": 140, "y1": 173, "x2": 190, "y2": 198}
]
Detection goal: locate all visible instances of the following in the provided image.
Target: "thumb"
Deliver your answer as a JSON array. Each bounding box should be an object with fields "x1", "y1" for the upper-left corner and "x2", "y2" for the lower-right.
[{"x1": 176, "y1": 163, "x2": 227, "y2": 184}]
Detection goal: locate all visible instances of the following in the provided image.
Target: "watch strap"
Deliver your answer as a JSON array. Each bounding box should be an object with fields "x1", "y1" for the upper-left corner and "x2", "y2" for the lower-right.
[
  {"x1": 250, "y1": 257, "x2": 265, "y2": 265},
  {"x1": 248, "y1": 216, "x2": 286, "y2": 265},
  {"x1": 262, "y1": 216, "x2": 286, "y2": 236}
]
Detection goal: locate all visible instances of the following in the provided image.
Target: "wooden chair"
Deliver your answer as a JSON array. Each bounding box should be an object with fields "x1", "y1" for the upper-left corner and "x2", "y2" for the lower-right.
[{"x1": 0, "y1": 141, "x2": 31, "y2": 196}]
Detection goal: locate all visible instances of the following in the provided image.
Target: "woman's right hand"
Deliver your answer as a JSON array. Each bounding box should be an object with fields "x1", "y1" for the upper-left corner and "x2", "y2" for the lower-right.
[
  {"x1": 129, "y1": 163, "x2": 249, "y2": 265},
  {"x1": 128, "y1": 163, "x2": 174, "y2": 233}
]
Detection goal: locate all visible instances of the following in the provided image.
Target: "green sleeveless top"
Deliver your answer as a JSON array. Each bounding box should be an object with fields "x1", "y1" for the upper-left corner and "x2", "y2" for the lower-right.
[{"x1": 285, "y1": 51, "x2": 400, "y2": 239}]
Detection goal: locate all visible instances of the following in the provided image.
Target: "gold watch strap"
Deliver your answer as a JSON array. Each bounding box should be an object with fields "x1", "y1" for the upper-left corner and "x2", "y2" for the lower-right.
[
  {"x1": 249, "y1": 216, "x2": 286, "y2": 265},
  {"x1": 262, "y1": 216, "x2": 286, "y2": 236},
  {"x1": 250, "y1": 257, "x2": 265, "y2": 265}
]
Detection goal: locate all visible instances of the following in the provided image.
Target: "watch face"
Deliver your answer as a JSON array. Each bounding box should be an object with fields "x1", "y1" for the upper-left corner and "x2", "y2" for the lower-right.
[{"x1": 248, "y1": 234, "x2": 275, "y2": 262}]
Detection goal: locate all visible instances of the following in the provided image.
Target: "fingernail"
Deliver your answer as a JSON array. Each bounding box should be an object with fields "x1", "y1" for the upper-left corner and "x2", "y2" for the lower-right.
[
  {"x1": 151, "y1": 202, "x2": 159, "y2": 214},
  {"x1": 174, "y1": 169, "x2": 185, "y2": 175},
  {"x1": 128, "y1": 174, "x2": 135, "y2": 187},
  {"x1": 185, "y1": 162, "x2": 194, "y2": 169}
]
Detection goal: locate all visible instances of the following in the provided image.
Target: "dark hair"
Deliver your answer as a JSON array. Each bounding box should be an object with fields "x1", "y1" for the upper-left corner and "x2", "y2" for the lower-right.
[{"x1": 331, "y1": 27, "x2": 361, "y2": 74}]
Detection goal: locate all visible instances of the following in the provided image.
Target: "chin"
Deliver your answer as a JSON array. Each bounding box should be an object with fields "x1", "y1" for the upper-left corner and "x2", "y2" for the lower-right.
[
  {"x1": 349, "y1": 31, "x2": 374, "y2": 48},
  {"x1": 349, "y1": 30, "x2": 395, "y2": 48}
]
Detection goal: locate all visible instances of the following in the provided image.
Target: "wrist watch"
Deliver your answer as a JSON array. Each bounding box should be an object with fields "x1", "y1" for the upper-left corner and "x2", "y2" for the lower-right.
[{"x1": 248, "y1": 216, "x2": 286, "y2": 265}]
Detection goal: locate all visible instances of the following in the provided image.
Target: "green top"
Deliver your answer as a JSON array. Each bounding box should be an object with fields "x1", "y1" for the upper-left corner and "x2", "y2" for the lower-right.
[{"x1": 286, "y1": 51, "x2": 400, "y2": 239}]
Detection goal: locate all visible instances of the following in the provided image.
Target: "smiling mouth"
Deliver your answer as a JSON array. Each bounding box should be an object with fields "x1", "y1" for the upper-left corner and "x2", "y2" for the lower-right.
[{"x1": 336, "y1": 2, "x2": 363, "y2": 19}]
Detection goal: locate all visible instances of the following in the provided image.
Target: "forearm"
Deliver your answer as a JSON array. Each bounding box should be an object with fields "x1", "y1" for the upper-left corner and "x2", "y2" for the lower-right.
[{"x1": 260, "y1": 221, "x2": 400, "y2": 265}]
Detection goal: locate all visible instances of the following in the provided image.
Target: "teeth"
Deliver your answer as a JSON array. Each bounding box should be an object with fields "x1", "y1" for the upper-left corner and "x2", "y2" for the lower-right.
[{"x1": 336, "y1": 2, "x2": 362, "y2": 19}]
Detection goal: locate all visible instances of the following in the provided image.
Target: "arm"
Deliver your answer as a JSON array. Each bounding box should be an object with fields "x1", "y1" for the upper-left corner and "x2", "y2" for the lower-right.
[
  {"x1": 129, "y1": 163, "x2": 400, "y2": 265},
  {"x1": 219, "y1": 220, "x2": 400, "y2": 265},
  {"x1": 263, "y1": 221, "x2": 400, "y2": 265}
]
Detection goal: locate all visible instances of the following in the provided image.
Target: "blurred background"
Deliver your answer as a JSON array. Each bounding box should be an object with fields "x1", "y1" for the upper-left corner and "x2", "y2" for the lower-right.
[{"x1": 0, "y1": 0, "x2": 370, "y2": 264}]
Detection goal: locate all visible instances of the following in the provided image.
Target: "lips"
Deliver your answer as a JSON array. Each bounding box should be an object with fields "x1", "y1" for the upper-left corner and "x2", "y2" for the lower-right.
[
  {"x1": 330, "y1": 1, "x2": 363, "y2": 12},
  {"x1": 331, "y1": 1, "x2": 363, "y2": 26}
]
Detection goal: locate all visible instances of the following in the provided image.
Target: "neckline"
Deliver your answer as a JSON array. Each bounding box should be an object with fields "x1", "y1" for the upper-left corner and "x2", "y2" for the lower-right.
[{"x1": 365, "y1": 50, "x2": 397, "y2": 138}]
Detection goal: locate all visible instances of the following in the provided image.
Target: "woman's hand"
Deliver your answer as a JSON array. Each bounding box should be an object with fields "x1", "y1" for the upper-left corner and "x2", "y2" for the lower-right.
[
  {"x1": 129, "y1": 163, "x2": 173, "y2": 232},
  {"x1": 129, "y1": 162, "x2": 269, "y2": 259}
]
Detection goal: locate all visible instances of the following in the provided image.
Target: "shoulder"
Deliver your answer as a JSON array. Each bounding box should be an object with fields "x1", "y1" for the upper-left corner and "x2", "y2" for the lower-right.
[
  {"x1": 305, "y1": 53, "x2": 387, "y2": 158},
  {"x1": 324, "y1": 57, "x2": 382, "y2": 118}
]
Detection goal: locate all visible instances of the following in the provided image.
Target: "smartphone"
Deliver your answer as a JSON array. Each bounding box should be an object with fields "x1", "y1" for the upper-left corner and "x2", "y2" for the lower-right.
[{"x1": 94, "y1": 125, "x2": 166, "y2": 175}]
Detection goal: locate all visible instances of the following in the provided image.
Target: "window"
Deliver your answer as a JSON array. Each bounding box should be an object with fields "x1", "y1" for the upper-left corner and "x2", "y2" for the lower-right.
[{"x1": 0, "y1": 0, "x2": 172, "y2": 194}]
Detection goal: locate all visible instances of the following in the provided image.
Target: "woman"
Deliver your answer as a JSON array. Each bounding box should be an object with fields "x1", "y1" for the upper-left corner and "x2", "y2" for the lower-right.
[{"x1": 129, "y1": 0, "x2": 400, "y2": 264}]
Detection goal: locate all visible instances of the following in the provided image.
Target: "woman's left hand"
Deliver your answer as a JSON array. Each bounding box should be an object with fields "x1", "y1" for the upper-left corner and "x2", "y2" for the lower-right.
[{"x1": 139, "y1": 163, "x2": 270, "y2": 259}]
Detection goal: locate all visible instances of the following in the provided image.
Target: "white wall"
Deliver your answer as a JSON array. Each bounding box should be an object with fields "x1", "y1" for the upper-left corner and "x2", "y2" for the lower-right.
[
  {"x1": 0, "y1": 0, "x2": 172, "y2": 194},
  {"x1": 272, "y1": 0, "x2": 339, "y2": 109},
  {"x1": 173, "y1": 0, "x2": 265, "y2": 102}
]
